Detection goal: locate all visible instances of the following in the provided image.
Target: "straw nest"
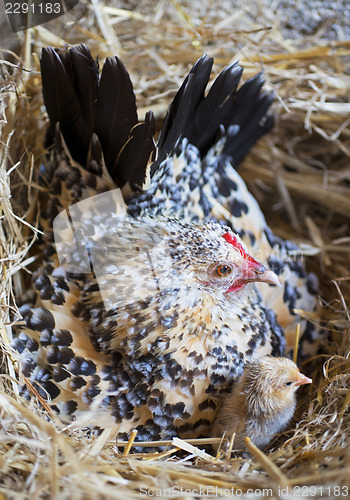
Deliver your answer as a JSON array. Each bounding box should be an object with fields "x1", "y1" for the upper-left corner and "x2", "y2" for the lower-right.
[{"x1": 1, "y1": 1, "x2": 349, "y2": 498}]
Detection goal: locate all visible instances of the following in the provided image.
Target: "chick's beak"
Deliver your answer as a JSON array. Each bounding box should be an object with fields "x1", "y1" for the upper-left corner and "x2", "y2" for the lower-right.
[{"x1": 294, "y1": 373, "x2": 312, "y2": 387}]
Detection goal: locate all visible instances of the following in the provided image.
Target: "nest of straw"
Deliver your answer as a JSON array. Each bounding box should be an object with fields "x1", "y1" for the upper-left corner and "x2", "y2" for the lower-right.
[{"x1": 1, "y1": 1, "x2": 350, "y2": 498}]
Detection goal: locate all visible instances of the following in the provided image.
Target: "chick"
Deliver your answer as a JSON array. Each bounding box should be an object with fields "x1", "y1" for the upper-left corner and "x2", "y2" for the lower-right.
[{"x1": 213, "y1": 356, "x2": 312, "y2": 451}]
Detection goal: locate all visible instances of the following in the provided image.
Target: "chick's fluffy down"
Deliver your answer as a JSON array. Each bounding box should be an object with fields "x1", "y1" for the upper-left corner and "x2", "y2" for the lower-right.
[{"x1": 213, "y1": 356, "x2": 312, "y2": 450}]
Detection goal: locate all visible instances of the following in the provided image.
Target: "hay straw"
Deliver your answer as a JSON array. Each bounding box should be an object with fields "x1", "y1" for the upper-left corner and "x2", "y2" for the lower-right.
[
  {"x1": 123, "y1": 430, "x2": 138, "y2": 457},
  {"x1": 244, "y1": 437, "x2": 288, "y2": 488},
  {"x1": 1, "y1": 0, "x2": 350, "y2": 498},
  {"x1": 293, "y1": 324, "x2": 301, "y2": 364},
  {"x1": 171, "y1": 437, "x2": 214, "y2": 463}
]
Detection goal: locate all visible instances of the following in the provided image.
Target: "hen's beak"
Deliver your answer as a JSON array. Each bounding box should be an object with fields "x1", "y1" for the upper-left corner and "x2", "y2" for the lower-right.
[
  {"x1": 251, "y1": 265, "x2": 281, "y2": 286},
  {"x1": 295, "y1": 373, "x2": 312, "y2": 387},
  {"x1": 244, "y1": 263, "x2": 281, "y2": 287},
  {"x1": 226, "y1": 258, "x2": 280, "y2": 293}
]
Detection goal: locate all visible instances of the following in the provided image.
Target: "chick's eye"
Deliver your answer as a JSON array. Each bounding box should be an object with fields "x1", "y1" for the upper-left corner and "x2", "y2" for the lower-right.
[
  {"x1": 285, "y1": 381, "x2": 293, "y2": 387},
  {"x1": 215, "y1": 265, "x2": 232, "y2": 277}
]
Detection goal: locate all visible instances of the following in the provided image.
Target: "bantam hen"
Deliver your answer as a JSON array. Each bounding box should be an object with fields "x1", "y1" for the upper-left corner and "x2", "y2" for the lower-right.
[
  {"x1": 213, "y1": 356, "x2": 312, "y2": 451},
  {"x1": 12, "y1": 45, "x2": 318, "y2": 442}
]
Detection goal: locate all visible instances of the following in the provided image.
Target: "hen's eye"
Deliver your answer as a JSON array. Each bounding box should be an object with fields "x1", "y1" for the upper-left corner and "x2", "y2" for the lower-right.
[{"x1": 215, "y1": 265, "x2": 232, "y2": 277}]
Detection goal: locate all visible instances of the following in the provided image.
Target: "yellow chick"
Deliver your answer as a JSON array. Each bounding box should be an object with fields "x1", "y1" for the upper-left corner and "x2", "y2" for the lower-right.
[{"x1": 213, "y1": 356, "x2": 312, "y2": 451}]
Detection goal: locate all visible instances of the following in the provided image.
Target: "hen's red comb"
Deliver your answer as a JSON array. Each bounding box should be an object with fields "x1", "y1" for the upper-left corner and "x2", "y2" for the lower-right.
[
  {"x1": 222, "y1": 232, "x2": 260, "y2": 266},
  {"x1": 222, "y1": 233, "x2": 245, "y2": 256}
]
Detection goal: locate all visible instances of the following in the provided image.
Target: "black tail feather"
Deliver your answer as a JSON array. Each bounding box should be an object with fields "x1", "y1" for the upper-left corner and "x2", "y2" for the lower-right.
[
  {"x1": 112, "y1": 111, "x2": 156, "y2": 189},
  {"x1": 221, "y1": 73, "x2": 275, "y2": 163},
  {"x1": 153, "y1": 60, "x2": 274, "y2": 172},
  {"x1": 187, "y1": 61, "x2": 243, "y2": 153},
  {"x1": 154, "y1": 54, "x2": 214, "y2": 172},
  {"x1": 41, "y1": 46, "x2": 94, "y2": 167},
  {"x1": 41, "y1": 45, "x2": 273, "y2": 189},
  {"x1": 68, "y1": 44, "x2": 99, "y2": 139},
  {"x1": 223, "y1": 93, "x2": 274, "y2": 164},
  {"x1": 41, "y1": 44, "x2": 154, "y2": 188},
  {"x1": 94, "y1": 56, "x2": 138, "y2": 177}
]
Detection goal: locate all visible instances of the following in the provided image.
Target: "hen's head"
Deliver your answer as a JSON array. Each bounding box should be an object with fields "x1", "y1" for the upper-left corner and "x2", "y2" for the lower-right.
[
  {"x1": 88, "y1": 217, "x2": 280, "y2": 314},
  {"x1": 163, "y1": 219, "x2": 280, "y2": 296}
]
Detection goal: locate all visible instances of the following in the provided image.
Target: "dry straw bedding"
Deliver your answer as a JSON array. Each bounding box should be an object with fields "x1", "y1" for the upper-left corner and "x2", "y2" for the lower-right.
[{"x1": 0, "y1": 1, "x2": 350, "y2": 498}]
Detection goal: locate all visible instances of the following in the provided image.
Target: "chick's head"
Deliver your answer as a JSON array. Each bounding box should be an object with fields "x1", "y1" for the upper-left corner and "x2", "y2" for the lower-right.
[{"x1": 244, "y1": 356, "x2": 312, "y2": 416}]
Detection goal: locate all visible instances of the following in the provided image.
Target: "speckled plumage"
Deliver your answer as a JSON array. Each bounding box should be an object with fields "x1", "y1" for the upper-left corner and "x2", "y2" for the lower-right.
[{"x1": 13, "y1": 45, "x2": 319, "y2": 442}]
